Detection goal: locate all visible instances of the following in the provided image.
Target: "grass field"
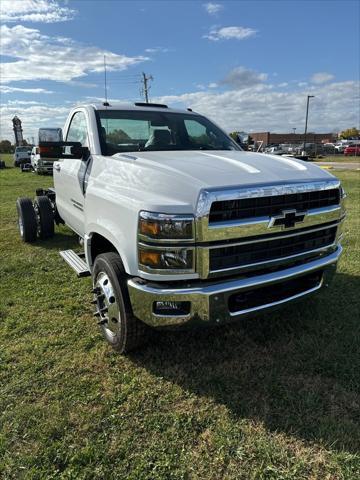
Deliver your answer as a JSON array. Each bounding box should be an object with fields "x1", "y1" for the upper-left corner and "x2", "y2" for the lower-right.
[
  {"x1": 0, "y1": 153, "x2": 359, "y2": 479},
  {"x1": 315, "y1": 155, "x2": 359, "y2": 163}
]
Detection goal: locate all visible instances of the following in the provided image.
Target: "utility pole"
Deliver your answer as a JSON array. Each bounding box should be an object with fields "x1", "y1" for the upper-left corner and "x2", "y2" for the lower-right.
[
  {"x1": 141, "y1": 72, "x2": 153, "y2": 103},
  {"x1": 303, "y1": 95, "x2": 314, "y2": 153}
]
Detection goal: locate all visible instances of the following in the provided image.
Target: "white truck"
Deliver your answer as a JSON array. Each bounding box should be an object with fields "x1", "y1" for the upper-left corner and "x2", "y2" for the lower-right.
[
  {"x1": 16, "y1": 102, "x2": 346, "y2": 353},
  {"x1": 13, "y1": 146, "x2": 32, "y2": 168}
]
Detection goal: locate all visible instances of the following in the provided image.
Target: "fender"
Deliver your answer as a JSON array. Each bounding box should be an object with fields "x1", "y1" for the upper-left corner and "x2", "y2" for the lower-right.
[{"x1": 84, "y1": 222, "x2": 133, "y2": 274}]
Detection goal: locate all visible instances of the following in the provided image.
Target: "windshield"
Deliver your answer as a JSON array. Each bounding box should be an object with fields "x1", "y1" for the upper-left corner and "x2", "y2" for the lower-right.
[
  {"x1": 16, "y1": 147, "x2": 30, "y2": 152},
  {"x1": 96, "y1": 110, "x2": 240, "y2": 155}
]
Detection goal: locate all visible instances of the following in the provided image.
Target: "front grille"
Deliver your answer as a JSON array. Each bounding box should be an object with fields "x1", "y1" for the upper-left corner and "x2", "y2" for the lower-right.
[
  {"x1": 210, "y1": 226, "x2": 337, "y2": 272},
  {"x1": 228, "y1": 270, "x2": 323, "y2": 313},
  {"x1": 209, "y1": 188, "x2": 340, "y2": 223}
]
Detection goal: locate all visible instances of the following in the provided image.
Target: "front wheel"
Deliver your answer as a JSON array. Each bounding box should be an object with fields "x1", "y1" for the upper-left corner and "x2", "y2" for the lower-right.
[{"x1": 92, "y1": 252, "x2": 149, "y2": 353}]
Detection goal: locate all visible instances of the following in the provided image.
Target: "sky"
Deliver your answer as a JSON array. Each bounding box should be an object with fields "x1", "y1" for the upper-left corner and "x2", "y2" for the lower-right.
[{"x1": 0, "y1": 0, "x2": 359, "y2": 142}]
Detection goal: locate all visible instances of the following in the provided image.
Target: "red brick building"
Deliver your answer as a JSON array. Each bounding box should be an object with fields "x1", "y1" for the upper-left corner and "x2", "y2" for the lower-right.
[{"x1": 250, "y1": 132, "x2": 336, "y2": 146}]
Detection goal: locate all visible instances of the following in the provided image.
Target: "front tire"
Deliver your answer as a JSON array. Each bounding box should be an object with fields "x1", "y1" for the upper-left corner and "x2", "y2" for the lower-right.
[
  {"x1": 16, "y1": 197, "x2": 37, "y2": 243},
  {"x1": 92, "y1": 252, "x2": 149, "y2": 353}
]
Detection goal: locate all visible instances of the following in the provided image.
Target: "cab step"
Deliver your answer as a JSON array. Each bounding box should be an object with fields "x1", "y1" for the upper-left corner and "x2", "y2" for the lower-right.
[{"x1": 59, "y1": 250, "x2": 90, "y2": 277}]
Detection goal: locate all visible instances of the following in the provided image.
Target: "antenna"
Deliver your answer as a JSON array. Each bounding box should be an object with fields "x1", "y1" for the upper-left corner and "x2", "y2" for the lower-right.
[{"x1": 103, "y1": 55, "x2": 109, "y2": 106}]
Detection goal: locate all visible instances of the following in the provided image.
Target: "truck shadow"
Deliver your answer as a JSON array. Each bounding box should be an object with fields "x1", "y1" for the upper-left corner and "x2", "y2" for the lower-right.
[
  {"x1": 130, "y1": 272, "x2": 360, "y2": 454},
  {"x1": 34, "y1": 228, "x2": 79, "y2": 251}
]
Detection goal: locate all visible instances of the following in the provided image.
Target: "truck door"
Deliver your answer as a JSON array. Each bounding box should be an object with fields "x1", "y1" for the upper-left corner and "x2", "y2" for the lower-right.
[{"x1": 53, "y1": 111, "x2": 91, "y2": 237}]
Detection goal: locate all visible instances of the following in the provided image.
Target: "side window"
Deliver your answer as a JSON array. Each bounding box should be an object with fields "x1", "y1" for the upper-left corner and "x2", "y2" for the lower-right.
[
  {"x1": 66, "y1": 112, "x2": 89, "y2": 147},
  {"x1": 184, "y1": 119, "x2": 213, "y2": 146}
]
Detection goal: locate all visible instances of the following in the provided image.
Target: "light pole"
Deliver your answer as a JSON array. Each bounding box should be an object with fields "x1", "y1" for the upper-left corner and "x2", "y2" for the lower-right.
[{"x1": 303, "y1": 95, "x2": 314, "y2": 153}]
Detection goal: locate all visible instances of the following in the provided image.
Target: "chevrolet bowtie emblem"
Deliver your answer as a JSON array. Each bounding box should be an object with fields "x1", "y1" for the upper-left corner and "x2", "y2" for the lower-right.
[{"x1": 268, "y1": 209, "x2": 307, "y2": 229}]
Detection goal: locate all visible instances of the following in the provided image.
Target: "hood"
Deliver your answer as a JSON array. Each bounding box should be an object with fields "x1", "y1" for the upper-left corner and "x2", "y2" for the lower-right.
[
  {"x1": 109, "y1": 150, "x2": 337, "y2": 213},
  {"x1": 119, "y1": 150, "x2": 335, "y2": 188}
]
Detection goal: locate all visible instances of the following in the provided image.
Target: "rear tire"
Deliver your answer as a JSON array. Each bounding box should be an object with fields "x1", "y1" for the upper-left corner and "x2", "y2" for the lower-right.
[
  {"x1": 34, "y1": 196, "x2": 55, "y2": 239},
  {"x1": 92, "y1": 252, "x2": 149, "y2": 353},
  {"x1": 16, "y1": 197, "x2": 37, "y2": 243}
]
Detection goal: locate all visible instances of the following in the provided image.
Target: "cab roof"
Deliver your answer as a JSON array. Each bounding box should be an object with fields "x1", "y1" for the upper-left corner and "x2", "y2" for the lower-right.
[{"x1": 79, "y1": 102, "x2": 198, "y2": 115}]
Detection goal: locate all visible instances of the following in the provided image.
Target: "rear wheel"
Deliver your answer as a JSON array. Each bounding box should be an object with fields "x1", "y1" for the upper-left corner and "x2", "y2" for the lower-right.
[
  {"x1": 16, "y1": 197, "x2": 37, "y2": 243},
  {"x1": 34, "y1": 195, "x2": 54, "y2": 239},
  {"x1": 92, "y1": 252, "x2": 149, "y2": 353}
]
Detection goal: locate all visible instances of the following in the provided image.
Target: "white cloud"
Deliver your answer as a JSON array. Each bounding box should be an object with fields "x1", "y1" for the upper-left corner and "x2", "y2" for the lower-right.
[
  {"x1": 0, "y1": 25, "x2": 149, "y2": 83},
  {"x1": 0, "y1": 0, "x2": 76, "y2": 23},
  {"x1": 208, "y1": 82, "x2": 218, "y2": 88},
  {"x1": 311, "y1": 72, "x2": 335, "y2": 84},
  {"x1": 0, "y1": 86, "x2": 54, "y2": 94},
  {"x1": 204, "y1": 26, "x2": 257, "y2": 41},
  {"x1": 151, "y1": 81, "x2": 359, "y2": 133},
  {"x1": 0, "y1": 102, "x2": 69, "y2": 140},
  {"x1": 203, "y1": 3, "x2": 223, "y2": 15},
  {"x1": 144, "y1": 47, "x2": 169, "y2": 54},
  {"x1": 2, "y1": 81, "x2": 357, "y2": 142},
  {"x1": 221, "y1": 66, "x2": 267, "y2": 89}
]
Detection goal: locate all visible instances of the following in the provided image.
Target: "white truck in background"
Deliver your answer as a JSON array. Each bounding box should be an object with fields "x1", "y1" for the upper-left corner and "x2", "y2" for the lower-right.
[{"x1": 16, "y1": 102, "x2": 346, "y2": 353}]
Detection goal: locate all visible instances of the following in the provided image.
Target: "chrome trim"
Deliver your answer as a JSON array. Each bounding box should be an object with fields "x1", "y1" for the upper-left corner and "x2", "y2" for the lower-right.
[
  {"x1": 206, "y1": 220, "x2": 343, "y2": 249},
  {"x1": 195, "y1": 180, "x2": 343, "y2": 242},
  {"x1": 204, "y1": 205, "x2": 342, "y2": 241},
  {"x1": 138, "y1": 242, "x2": 196, "y2": 275},
  {"x1": 196, "y1": 220, "x2": 343, "y2": 278},
  {"x1": 202, "y1": 243, "x2": 337, "y2": 278},
  {"x1": 138, "y1": 211, "x2": 195, "y2": 244},
  {"x1": 128, "y1": 246, "x2": 342, "y2": 328}
]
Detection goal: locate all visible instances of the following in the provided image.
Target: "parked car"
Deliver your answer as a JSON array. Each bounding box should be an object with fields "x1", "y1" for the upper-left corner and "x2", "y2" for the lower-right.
[
  {"x1": 344, "y1": 144, "x2": 360, "y2": 156},
  {"x1": 30, "y1": 146, "x2": 55, "y2": 174},
  {"x1": 265, "y1": 145, "x2": 289, "y2": 155},
  {"x1": 16, "y1": 102, "x2": 346, "y2": 354},
  {"x1": 13, "y1": 146, "x2": 32, "y2": 167}
]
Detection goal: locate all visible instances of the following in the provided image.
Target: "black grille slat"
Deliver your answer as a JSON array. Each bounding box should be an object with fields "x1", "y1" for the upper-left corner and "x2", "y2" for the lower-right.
[
  {"x1": 228, "y1": 271, "x2": 323, "y2": 313},
  {"x1": 210, "y1": 189, "x2": 340, "y2": 223},
  {"x1": 210, "y1": 227, "x2": 337, "y2": 271}
]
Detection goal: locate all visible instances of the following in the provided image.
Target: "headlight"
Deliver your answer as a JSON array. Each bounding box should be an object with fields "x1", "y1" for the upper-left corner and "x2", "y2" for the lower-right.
[
  {"x1": 139, "y1": 211, "x2": 194, "y2": 243},
  {"x1": 138, "y1": 245, "x2": 194, "y2": 273}
]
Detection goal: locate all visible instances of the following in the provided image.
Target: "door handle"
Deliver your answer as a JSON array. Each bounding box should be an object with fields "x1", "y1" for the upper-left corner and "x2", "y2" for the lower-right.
[{"x1": 54, "y1": 164, "x2": 61, "y2": 171}]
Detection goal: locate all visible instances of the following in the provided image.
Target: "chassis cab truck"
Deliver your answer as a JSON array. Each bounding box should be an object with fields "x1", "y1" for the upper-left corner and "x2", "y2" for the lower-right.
[{"x1": 16, "y1": 103, "x2": 346, "y2": 353}]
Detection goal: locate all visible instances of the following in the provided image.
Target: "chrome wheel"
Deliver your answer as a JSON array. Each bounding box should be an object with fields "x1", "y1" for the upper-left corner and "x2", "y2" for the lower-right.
[
  {"x1": 33, "y1": 202, "x2": 41, "y2": 237},
  {"x1": 93, "y1": 272, "x2": 121, "y2": 337},
  {"x1": 18, "y1": 216, "x2": 24, "y2": 237}
]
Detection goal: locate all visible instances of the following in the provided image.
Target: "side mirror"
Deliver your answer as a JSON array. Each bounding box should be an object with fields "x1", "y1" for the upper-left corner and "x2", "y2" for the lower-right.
[{"x1": 38, "y1": 128, "x2": 89, "y2": 160}]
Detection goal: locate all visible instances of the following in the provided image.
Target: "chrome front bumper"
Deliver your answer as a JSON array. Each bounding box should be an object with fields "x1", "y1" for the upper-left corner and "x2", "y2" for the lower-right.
[{"x1": 128, "y1": 246, "x2": 342, "y2": 328}]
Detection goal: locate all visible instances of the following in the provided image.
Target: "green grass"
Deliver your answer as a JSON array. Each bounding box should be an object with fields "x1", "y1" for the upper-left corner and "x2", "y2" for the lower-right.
[
  {"x1": 315, "y1": 155, "x2": 359, "y2": 162},
  {"x1": 1, "y1": 153, "x2": 359, "y2": 479}
]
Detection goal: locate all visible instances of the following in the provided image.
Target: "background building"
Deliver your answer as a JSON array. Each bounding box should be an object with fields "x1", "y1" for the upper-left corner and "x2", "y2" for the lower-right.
[{"x1": 250, "y1": 132, "x2": 336, "y2": 146}]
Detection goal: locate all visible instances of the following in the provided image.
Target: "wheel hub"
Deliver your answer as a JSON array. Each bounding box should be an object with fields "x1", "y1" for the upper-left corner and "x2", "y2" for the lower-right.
[{"x1": 93, "y1": 272, "x2": 121, "y2": 336}]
